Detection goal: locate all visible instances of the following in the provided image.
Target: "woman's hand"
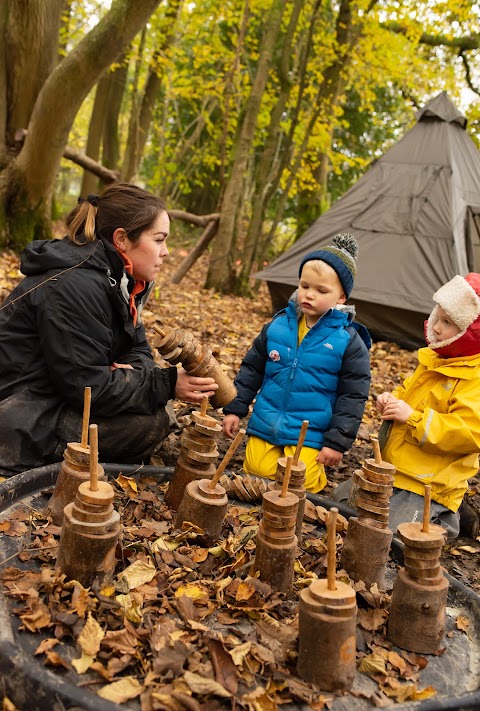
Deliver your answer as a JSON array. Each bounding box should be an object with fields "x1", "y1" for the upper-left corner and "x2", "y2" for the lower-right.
[
  {"x1": 316, "y1": 446, "x2": 343, "y2": 466},
  {"x1": 175, "y1": 367, "x2": 218, "y2": 403},
  {"x1": 223, "y1": 414, "x2": 240, "y2": 438},
  {"x1": 381, "y1": 397, "x2": 413, "y2": 423}
]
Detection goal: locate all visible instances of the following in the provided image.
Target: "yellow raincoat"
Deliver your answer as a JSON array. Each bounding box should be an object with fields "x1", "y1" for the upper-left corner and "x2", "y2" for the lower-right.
[{"x1": 382, "y1": 347, "x2": 480, "y2": 512}]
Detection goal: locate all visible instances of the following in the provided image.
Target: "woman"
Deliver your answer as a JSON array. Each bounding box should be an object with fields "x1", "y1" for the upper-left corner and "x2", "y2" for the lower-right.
[{"x1": 0, "y1": 183, "x2": 217, "y2": 474}]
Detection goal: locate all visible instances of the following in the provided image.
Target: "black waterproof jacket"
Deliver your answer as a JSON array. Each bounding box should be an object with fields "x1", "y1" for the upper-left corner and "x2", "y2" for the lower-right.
[{"x1": 0, "y1": 236, "x2": 177, "y2": 472}]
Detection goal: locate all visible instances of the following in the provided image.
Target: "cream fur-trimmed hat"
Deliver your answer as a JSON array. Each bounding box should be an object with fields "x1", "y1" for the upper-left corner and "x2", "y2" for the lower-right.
[{"x1": 425, "y1": 273, "x2": 480, "y2": 356}]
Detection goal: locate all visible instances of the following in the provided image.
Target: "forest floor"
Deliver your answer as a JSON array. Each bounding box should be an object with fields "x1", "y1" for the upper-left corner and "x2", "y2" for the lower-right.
[{"x1": 0, "y1": 239, "x2": 479, "y2": 597}]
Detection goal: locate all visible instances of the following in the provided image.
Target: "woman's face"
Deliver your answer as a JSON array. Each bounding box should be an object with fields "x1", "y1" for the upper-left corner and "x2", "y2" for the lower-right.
[{"x1": 117, "y1": 210, "x2": 170, "y2": 282}]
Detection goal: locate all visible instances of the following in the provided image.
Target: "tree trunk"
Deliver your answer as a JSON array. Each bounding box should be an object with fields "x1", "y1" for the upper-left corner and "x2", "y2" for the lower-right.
[
  {"x1": 120, "y1": 26, "x2": 147, "y2": 181},
  {"x1": 4, "y1": 0, "x2": 64, "y2": 148},
  {"x1": 1, "y1": 0, "x2": 162, "y2": 249},
  {"x1": 205, "y1": 0, "x2": 288, "y2": 292},
  {"x1": 102, "y1": 55, "x2": 129, "y2": 170},
  {"x1": 80, "y1": 73, "x2": 111, "y2": 197}
]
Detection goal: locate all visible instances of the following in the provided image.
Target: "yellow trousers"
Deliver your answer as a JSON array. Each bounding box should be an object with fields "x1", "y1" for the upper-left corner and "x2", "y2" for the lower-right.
[{"x1": 243, "y1": 435, "x2": 326, "y2": 493}]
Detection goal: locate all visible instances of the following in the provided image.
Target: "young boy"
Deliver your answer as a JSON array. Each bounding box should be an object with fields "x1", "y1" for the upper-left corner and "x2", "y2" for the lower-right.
[
  {"x1": 223, "y1": 234, "x2": 371, "y2": 492},
  {"x1": 374, "y1": 273, "x2": 480, "y2": 539}
]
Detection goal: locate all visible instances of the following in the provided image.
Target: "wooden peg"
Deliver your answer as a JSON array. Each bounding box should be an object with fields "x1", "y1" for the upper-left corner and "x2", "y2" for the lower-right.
[
  {"x1": 81, "y1": 387, "x2": 91, "y2": 449},
  {"x1": 293, "y1": 420, "x2": 309, "y2": 466},
  {"x1": 200, "y1": 396, "x2": 208, "y2": 417},
  {"x1": 327, "y1": 507, "x2": 338, "y2": 591},
  {"x1": 153, "y1": 324, "x2": 166, "y2": 338},
  {"x1": 209, "y1": 429, "x2": 245, "y2": 489},
  {"x1": 89, "y1": 424, "x2": 99, "y2": 492},
  {"x1": 281, "y1": 456, "x2": 293, "y2": 498},
  {"x1": 371, "y1": 436, "x2": 382, "y2": 465},
  {"x1": 422, "y1": 484, "x2": 432, "y2": 533}
]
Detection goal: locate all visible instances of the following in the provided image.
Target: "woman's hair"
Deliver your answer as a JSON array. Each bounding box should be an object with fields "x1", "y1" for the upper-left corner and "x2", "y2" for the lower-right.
[{"x1": 65, "y1": 183, "x2": 167, "y2": 245}]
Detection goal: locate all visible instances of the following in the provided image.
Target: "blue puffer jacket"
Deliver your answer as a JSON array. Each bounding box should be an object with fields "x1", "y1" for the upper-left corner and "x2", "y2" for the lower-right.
[{"x1": 224, "y1": 300, "x2": 371, "y2": 452}]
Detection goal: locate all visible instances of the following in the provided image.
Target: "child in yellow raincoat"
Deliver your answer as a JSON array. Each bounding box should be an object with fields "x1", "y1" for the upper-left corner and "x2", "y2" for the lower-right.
[
  {"x1": 378, "y1": 273, "x2": 480, "y2": 539},
  {"x1": 335, "y1": 272, "x2": 480, "y2": 539}
]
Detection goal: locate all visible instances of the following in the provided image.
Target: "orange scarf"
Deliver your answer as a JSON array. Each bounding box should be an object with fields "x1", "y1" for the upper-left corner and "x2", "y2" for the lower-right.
[{"x1": 115, "y1": 250, "x2": 146, "y2": 326}]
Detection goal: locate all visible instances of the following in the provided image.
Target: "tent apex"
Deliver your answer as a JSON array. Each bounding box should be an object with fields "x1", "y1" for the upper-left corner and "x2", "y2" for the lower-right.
[{"x1": 415, "y1": 91, "x2": 467, "y2": 128}]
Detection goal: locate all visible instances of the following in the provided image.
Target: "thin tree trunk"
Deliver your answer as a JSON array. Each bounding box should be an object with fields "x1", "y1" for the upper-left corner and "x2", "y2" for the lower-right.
[
  {"x1": 171, "y1": 219, "x2": 219, "y2": 284},
  {"x1": 80, "y1": 73, "x2": 111, "y2": 196},
  {"x1": 102, "y1": 55, "x2": 129, "y2": 170},
  {"x1": 205, "y1": 0, "x2": 288, "y2": 292},
  {"x1": 121, "y1": 26, "x2": 147, "y2": 181}
]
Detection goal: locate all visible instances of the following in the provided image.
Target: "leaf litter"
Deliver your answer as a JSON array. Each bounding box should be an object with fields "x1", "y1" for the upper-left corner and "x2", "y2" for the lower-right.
[{"x1": 0, "y1": 244, "x2": 477, "y2": 707}]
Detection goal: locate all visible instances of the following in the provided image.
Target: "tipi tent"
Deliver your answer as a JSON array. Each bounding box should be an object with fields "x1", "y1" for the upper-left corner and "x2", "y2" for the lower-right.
[{"x1": 255, "y1": 92, "x2": 480, "y2": 348}]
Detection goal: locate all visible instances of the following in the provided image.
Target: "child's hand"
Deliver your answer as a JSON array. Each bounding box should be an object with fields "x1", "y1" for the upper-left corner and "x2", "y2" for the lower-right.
[
  {"x1": 376, "y1": 392, "x2": 393, "y2": 412},
  {"x1": 381, "y1": 397, "x2": 414, "y2": 423},
  {"x1": 316, "y1": 447, "x2": 343, "y2": 467},
  {"x1": 223, "y1": 414, "x2": 240, "y2": 439}
]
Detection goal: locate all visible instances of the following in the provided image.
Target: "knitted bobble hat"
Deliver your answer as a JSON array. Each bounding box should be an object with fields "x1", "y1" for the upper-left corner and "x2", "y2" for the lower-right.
[
  {"x1": 425, "y1": 273, "x2": 480, "y2": 358},
  {"x1": 298, "y1": 233, "x2": 358, "y2": 298}
]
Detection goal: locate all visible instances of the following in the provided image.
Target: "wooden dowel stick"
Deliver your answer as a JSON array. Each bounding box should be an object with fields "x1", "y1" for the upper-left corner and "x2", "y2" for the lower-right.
[
  {"x1": 89, "y1": 424, "x2": 99, "y2": 492},
  {"x1": 293, "y1": 420, "x2": 309, "y2": 466},
  {"x1": 327, "y1": 507, "x2": 338, "y2": 591},
  {"x1": 81, "y1": 387, "x2": 91, "y2": 449},
  {"x1": 280, "y1": 456, "x2": 293, "y2": 498},
  {"x1": 210, "y1": 429, "x2": 246, "y2": 489},
  {"x1": 422, "y1": 484, "x2": 432, "y2": 533},
  {"x1": 200, "y1": 396, "x2": 208, "y2": 417},
  {"x1": 371, "y1": 436, "x2": 382, "y2": 465},
  {"x1": 153, "y1": 324, "x2": 166, "y2": 337}
]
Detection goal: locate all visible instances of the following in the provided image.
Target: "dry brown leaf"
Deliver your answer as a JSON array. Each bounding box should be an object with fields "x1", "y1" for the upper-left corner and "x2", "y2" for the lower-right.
[
  {"x1": 183, "y1": 671, "x2": 232, "y2": 698},
  {"x1": 359, "y1": 652, "x2": 387, "y2": 675},
  {"x1": 118, "y1": 558, "x2": 157, "y2": 589},
  {"x1": 78, "y1": 612, "x2": 104, "y2": 657},
  {"x1": 456, "y1": 615, "x2": 470, "y2": 633},
  {"x1": 97, "y1": 676, "x2": 144, "y2": 703}
]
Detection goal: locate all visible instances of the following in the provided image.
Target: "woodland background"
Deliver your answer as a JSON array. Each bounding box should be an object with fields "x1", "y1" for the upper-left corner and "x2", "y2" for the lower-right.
[{"x1": 1, "y1": 0, "x2": 480, "y2": 296}]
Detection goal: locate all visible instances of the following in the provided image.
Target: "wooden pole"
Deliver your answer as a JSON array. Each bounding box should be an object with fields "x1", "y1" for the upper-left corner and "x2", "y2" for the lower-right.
[
  {"x1": 280, "y1": 456, "x2": 293, "y2": 498},
  {"x1": 209, "y1": 429, "x2": 245, "y2": 489},
  {"x1": 200, "y1": 396, "x2": 208, "y2": 416},
  {"x1": 89, "y1": 424, "x2": 99, "y2": 492},
  {"x1": 293, "y1": 420, "x2": 309, "y2": 466},
  {"x1": 81, "y1": 387, "x2": 91, "y2": 449},
  {"x1": 371, "y1": 436, "x2": 382, "y2": 465},
  {"x1": 327, "y1": 507, "x2": 338, "y2": 591},
  {"x1": 422, "y1": 484, "x2": 432, "y2": 533}
]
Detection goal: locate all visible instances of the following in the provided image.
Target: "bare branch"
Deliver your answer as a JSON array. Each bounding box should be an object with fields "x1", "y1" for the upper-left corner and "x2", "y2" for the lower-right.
[
  {"x1": 382, "y1": 23, "x2": 480, "y2": 51},
  {"x1": 459, "y1": 51, "x2": 480, "y2": 96},
  {"x1": 63, "y1": 146, "x2": 119, "y2": 183}
]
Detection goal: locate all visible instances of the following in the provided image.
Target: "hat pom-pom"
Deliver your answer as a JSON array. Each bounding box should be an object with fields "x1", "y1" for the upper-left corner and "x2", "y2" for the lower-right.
[{"x1": 332, "y1": 233, "x2": 358, "y2": 260}]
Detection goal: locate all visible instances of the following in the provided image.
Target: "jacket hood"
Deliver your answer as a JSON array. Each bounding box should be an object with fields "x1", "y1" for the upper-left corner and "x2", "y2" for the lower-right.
[{"x1": 20, "y1": 237, "x2": 119, "y2": 278}]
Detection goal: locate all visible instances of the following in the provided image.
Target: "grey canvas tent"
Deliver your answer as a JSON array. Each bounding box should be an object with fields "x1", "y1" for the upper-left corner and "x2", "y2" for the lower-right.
[{"x1": 255, "y1": 92, "x2": 480, "y2": 348}]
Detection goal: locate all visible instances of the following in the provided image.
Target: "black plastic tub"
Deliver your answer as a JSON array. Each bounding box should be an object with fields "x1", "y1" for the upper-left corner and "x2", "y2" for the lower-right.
[{"x1": 0, "y1": 465, "x2": 478, "y2": 711}]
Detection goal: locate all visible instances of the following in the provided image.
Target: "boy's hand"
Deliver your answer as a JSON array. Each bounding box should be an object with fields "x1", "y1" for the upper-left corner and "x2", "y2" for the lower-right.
[
  {"x1": 381, "y1": 397, "x2": 413, "y2": 423},
  {"x1": 223, "y1": 414, "x2": 240, "y2": 438},
  {"x1": 316, "y1": 447, "x2": 343, "y2": 467},
  {"x1": 376, "y1": 392, "x2": 393, "y2": 412}
]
